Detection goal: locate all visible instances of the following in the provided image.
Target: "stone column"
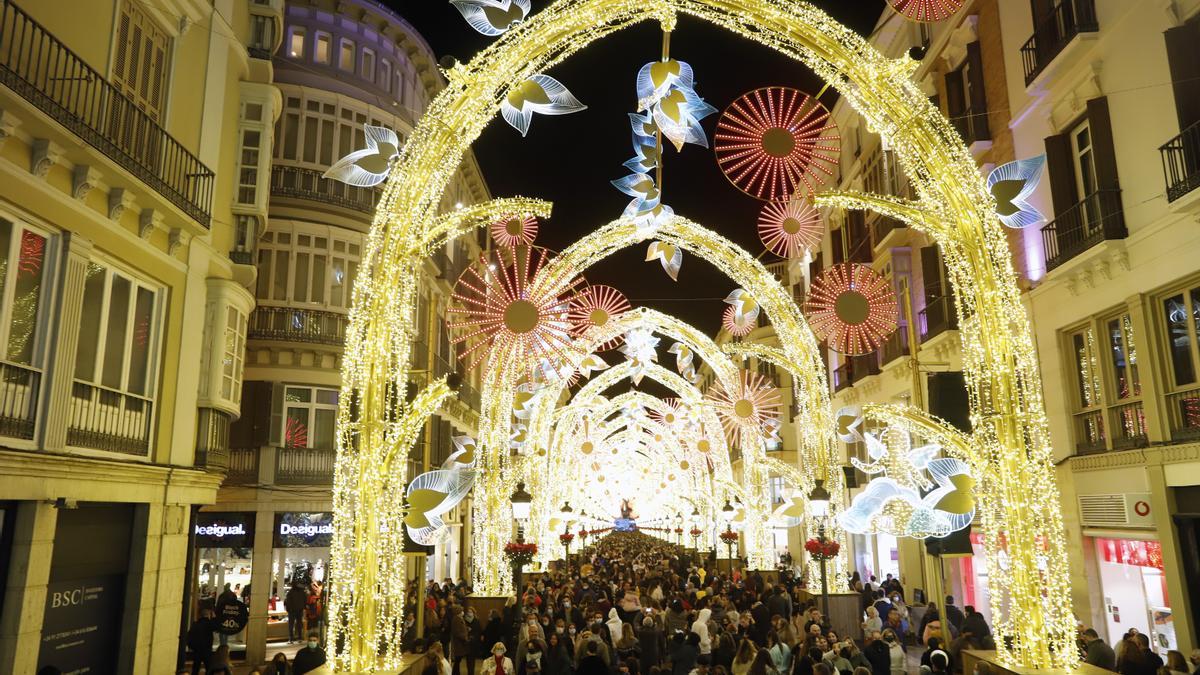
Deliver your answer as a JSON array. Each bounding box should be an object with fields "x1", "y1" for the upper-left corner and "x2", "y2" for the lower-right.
[
  {"x1": 148, "y1": 504, "x2": 191, "y2": 674},
  {"x1": 244, "y1": 507, "x2": 275, "y2": 666},
  {"x1": 1145, "y1": 451, "x2": 1195, "y2": 655},
  {"x1": 0, "y1": 501, "x2": 58, "y2": 673},
  {"x1": 39, "y1": 233, "x2": 92, "y2": 452}
]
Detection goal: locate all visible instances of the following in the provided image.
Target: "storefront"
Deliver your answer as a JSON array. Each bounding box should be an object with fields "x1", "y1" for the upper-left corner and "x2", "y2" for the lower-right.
[
  {"x1": 266, "y1": 512, "x2": 331, "y2": 646},
  {"x1": 1093, "y1": 536, "x2": 1174, "y2": 654},
  {"x1": 191, "y1": 511, "x2": 256, "y2": 658},
  {"x1": 851, "y1": 532, "x2": 899, "y2": 583},
  {"x1": 948, "y1": 533, "x2": 992, "y2": 626}
]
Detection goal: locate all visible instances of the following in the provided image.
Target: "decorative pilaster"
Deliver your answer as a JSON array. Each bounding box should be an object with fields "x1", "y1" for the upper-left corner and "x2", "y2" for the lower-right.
[
  {"x1": 38, "y1": 233, "x2": 93, "y2": 452},
  {"x1": 0, "y1": 502, "x2": 58, "y2": 673}
]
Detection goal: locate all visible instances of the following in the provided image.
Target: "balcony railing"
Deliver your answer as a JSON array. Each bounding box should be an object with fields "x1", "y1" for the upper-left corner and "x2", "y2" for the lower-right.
[
  {"x1": 0, "y1": 359, "x2": 39, "y2": 439},
  {"x1": 0, "y1": 0, "x2": 214, "y2": 226},
  {"x1": 270, "y1": 164, "x2": 380, "y2": 214},
  {"x1": 276, "y1": 446, "x2": 337, "y2": 485},
  {"x1": 951, "y1": 106, "x2": 990, "y2": 147},
  {"x1": 67, "y1": 381, "x2": 153, "y2": 456},
  {"x1": 1165, "y1": 386, "x2": 1200, "y2": 442},
  {"x1": 832, "y1": 356, "x2": 880, "y2": 393},
  {"x1": 919, "y1": 296, "x2": 958, "y2": 341},
  {"x1": 1160, "y1": 121, "x2": 1200, "y2": 203},
  {"x1": 248, "y1": 306, "x2": 348, "y2": 346},
  {"x1": 1073, "y1": 408, "x2": 1106, "y2": 455},
  {"x1": 226, "y1": 447, "x2": 259, "y2": 484},
  {"x1": 869, "y1": 215, "x2": 905, "y2": 250},
  {"x1": 1109, "y1": 400, "x2": 1148, "y2": 450},
  {"x1": 1020, "y1": 0, "x2": 1099, "y2": 86},
  {"x1": 459, "y1": 382, "x2": 481, "y2": 412},
  {"x1": 881, "y1": 328, "x2": 909, "y2": 366},
  {"x1": 1040, "y1": 189, "x2": 1125, "y2": 271},
  {"x1": 833, "y1": 362, "x2": 853, "y2": 393}
]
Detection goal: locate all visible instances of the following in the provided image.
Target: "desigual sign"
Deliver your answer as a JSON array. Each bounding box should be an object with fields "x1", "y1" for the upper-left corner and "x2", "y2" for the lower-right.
[
  {"x1": 274, "y1": 512, "x2": 335, "y2": 548},
  {"x1": 279, "y1": 522, "x2": 334, "y2": 537},
  {"x1": 195, "y1": 523, "x2": 247, "y2": 538},
  {"x1": 193, "y1": 513, "x2": 255, "y2": 548}
]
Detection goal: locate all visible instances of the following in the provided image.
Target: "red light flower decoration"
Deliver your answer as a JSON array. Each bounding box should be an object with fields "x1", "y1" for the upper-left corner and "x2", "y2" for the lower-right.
[
  {"x1": 719, "y1": 530, "x2": 739, "y2": 545},
  {"x1": 569, "y1": 284, "x2": 632, "y2": 350},
  {"x1": 722, "y1": 306, "x2": 757, "y2": 338},
  {"x1": 447, "y1": 246, "x2": 583, "y2": 369},
  {"x1": 759, "y1": 199, "x2": 823, "y2": 259},
  {"x1": 804, "y1": 263, "x2": 898, "y2": 356},
  {"x1": 490, "y1": 214, "x2": 539, "y2": 248},
  {"x1": 714, "y1": 87, "x2": 839, "y2": 201},
  {"x1": 888, "y1": 0, "x2": 964, "y2": 22},
  {"x1": 805, "y1": 538, "x2": 840, "y2": 561},
  {"x1": 706, "y1": 370, "x2": 782, "y2": 444}
]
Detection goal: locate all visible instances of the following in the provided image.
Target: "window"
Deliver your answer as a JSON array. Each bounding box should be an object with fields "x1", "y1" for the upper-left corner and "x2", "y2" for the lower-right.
[
  {"x1": 249, "y1": 14, "x2": 275, "y2": 53},
  {"x1": 236, "y1": 96, "x2": 272, "y2": 210},
  {"x1": 381, "y1": 60, "x2": 391, "y2": 92},
  {"x1": 1065, "y1": 312, "x2": 1148, "y2": 453},
  {"x1": 1071, "y1": 120, "x2": 1100, "y2": 226},
  {"x1": 222, "y1": 308, "x2": 246, "y2": 402},
  {"x1": 273, "y1": 94, "x2": 389, "y2": 169},
  {"x1": 1162, "y1": 287, "x2": 1200, "y2": 388},
  {"x1": 255, "y1": 228, "x2": 361, "y2": 310},
  {"x1": 769, "y1": 476, "x2": 785, "y2": 505},
  {"x1": 339, "y1": 39, "x2": 356, "y2": 72},
  {"x1": 287, "y1": 26, "x2": 306, "y2": 58},
  {"x1": 236, "y1": 128, "x2": 262, "y2": 206},
  {"x1": 361, "y1": 48, "x2": 375, "y2": 81},
  {"x1": 943, "y1": 42, "x2": 988, "y2": 144},
  {"x1": 0, "y1": 218, "x2": 53, "y2": 367},
  {"x1": 1067, "y1": 325, "x2": 1105, "y2": 453},
  {"x1": 1105, "y1": 313, "x2": 1140, "y2": 400},
  {"x1": 73, "y1": 263, "x2": 162, "y2": 399},
  {"x1": 314, "y1": 32, "x2": 331, "y2": 64},
  {"x1": 112, "y1": 0, "x2": 171, "y2": 121},
  {"x1": 282, "y1": 386, "x2": 338, "y2": 449}
]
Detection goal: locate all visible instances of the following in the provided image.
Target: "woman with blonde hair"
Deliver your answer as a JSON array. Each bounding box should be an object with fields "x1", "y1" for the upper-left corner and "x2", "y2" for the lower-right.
[
  {"x1": 862, "y1": 606, "x2": 882, "y2": 636},
  {"x1": 732, "y1": 639, "x2": 758, "y2": 675}
]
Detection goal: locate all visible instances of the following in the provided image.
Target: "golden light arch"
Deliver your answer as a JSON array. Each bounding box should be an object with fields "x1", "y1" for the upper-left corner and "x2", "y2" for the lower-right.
[{"x1": 331, "y1": 0, "x2": 1075, "y2": 669}]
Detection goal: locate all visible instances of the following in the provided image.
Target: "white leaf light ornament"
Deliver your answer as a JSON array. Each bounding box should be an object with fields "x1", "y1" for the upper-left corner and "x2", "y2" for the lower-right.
[
  {"x1": 723, "y1": 288, "x2": 760, "y2": 324},
  {"x1": 653, "y1": 87, "x2": 718, "y2": 151},
  {"x1": 501, "y1": 74, "x2": 587, "y2": 137},
  {"x1": 576, "y1": 354, "x2": 609, "y2": 379},
  {"x1": 405, "y1": 459, "x2": 478, "y2": 545},
  {"x1": 449, "y1": 0, "x2": 530, "y2": 36},
  {"x1": 834, "y1": 405, "x2": 865, "y2": 443},
  {"x1": 646, "y1": 241, "x2": 682, "y2": 281},
  {"x1": 636, "y1": 58, "x2": 696, "y2": 110},
  {"x1": 987, "y1": 155, "x2": 1047, "y2": 229},
  {"x1": 322, "y1": 125, "x2": 401, "y2": 187},
  {"x1": 668, "y1": 342, "x2": 699, "y2": 383}
]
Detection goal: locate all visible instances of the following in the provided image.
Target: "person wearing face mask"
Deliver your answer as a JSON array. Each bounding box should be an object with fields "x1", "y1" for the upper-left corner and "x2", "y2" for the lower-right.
[
  {"x1": 483, "y1": 643, "x2": 515, "y2": 675},
  {"x1": 292, "y1": 632, "x2": 327, "y2": 675},
  {"x1": 518, "y1": 613, "x2": 545, "y2": 675}
]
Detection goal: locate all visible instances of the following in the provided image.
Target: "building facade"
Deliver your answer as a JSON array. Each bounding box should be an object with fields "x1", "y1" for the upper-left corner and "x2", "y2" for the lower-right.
[
  {"x1": 193, "y1": 0, "x2": 491, "y2": 666},
  {"x1": 0, "y1": 0, "x2": 270, "y2": 672},
  {"x1": 996, "y1": 0, "x2": 1200, "y2": 655}
]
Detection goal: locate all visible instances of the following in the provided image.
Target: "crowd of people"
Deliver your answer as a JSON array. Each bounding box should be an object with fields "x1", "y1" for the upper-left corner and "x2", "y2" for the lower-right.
[{"x1": 412, "y1": 530, "x2": 995, "y2": 675}]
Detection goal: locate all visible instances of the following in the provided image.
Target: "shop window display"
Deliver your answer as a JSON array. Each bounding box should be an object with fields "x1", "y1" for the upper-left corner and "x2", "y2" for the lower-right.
[
  {"x1": 267, "y1": 513, "x2": 332, "y2": 647},
  {"x1": 1094, "y1": 537, "x2": 1174, "y2": 653}
]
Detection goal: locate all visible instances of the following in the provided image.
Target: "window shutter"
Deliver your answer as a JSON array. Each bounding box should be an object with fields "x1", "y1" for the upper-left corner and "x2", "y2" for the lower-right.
[
  {"x1": 848, "y1": 211, "x2": 870, "y2": 262},
  {"x1": 228, "y1": 381, "x2": 271, "y2": 448},
  {"x1": 966, "y1": 41, "x2": 990, "y2": 141},
  {"x1": 1165, "y1": 20, "x2": 1200, "y2": 130},
  {"x1": 920, "y1": 246, "x2": 944, "y2": 305},
  {"x1": 1086, "y1": 97, "x2": 1120, "y2": 192},
  {"x1": 1043, "y1": 132, "x2": 1077, "y2": 218},
  {"x1": 944, "y1": 65, "x2": 965, "y2": 117},
  {"x1": 831, "y1": 229, "x2": 846, "y2": 264},
  {"x1": 268, "y1": 382, "x2": 285, "y2": 446}
]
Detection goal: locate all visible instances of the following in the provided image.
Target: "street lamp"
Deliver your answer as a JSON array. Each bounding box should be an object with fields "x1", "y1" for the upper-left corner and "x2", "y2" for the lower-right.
[
  {"x1": 809, "y1": 478, "x2": 831, "y2": 614},
  {"x1": 720, "y1": 499, "x2": 737, "y2": 573},
  {"x1": 510, "y1": 482, "x2": 533, "y2": 644}
]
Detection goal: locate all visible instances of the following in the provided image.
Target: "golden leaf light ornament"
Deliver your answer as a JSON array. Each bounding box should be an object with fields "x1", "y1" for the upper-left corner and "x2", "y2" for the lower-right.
[
  {"x1": 447, "y1": 246, "x2": 583, "y2": 369},
  {"x1": 714, "y1": 87, "x2": 840, "y2": 201},
  {"x1": 449, "y1": 0, "x2": 531, "y2": 35},
  {"x1": 804, "y1": 263, "x2": 898, "y2": 356}
]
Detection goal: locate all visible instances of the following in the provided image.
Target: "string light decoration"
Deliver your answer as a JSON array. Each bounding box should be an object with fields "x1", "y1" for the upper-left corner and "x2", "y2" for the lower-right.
[
  {"x1": 569, "y1": 285, "x2": 633, "y2": 349},
  {"x1": 758, "y1": 199, "x2": 822, "y2": 258},
  {"x1": 447, "y1": 246, "x2": 584, "y2": 369},
  {"x1": 804, "y1": 263, "x2": 898, "y2": 356},
  {"x1": 491, "y1": 214, "x2": 540, "y2": 247},
  {"x1": 713, "y1": 86, "x2": 839, "y2": 201},
  {"x1": 722, "y1": 306, "x2": 756, "y2": 337},
  {"x1": 331, "y1": 1, "x2": 1079, "y2": 670},
  {"x1": 706, "y1": 370, "x2": 782, "y2": 444},
  {"x1": 887, "y1": 0, "x2": 964, "y2": 22},
  {"x1": 648, "y1": 397, "x2": 688, "y2": 427}
]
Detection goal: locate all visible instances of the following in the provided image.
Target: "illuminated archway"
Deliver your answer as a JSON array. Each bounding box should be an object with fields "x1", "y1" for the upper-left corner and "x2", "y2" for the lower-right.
[{"x1": 332, "y1": 0, "x2": 1075, "y2": 669}]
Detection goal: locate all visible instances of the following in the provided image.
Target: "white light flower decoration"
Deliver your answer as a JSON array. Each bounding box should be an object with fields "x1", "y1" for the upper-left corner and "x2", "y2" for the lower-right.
[
  {"x1": 322, "y1": 125, "x2": 401, "y2": 187},
  {"x1": 501, "y1": 74, "x2": 587, "y2": 137},
  {"x1": 449, "y1": 0, "x2": 530, "y2": 36}
]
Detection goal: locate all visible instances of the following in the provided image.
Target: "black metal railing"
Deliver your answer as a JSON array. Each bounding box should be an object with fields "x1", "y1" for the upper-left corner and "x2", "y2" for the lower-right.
[
  {"x1": 270, "y1": 164, "x2": 380, "y2": 214},
  {"x1": 881, "y1": 328, "x2": 909, "y2": 366},
  {"x1": 920, "y1": 295, "x2": 958, "y2": 341},
  {"x1": 1166, "y1": 386, "x2": 1200, "y2": 442},
  {"x1": 1160, "y1": 121, "x2": 1200, "y2": 203},
  {"x1": 1074, "y1": 409, "x2": 1106, "y2": 455},
  {"x1": 248, "y1": 306, "x2": 348, "y2": 345},
  {"x1": 951, "y1": 106, "x2": 991, "y2": 146},
  {"x1": 229, "y1": 249, "x2": 254, "y2": 265},
  {"x1": 0, "y1": 0, "x2": 214, "y2": 226},
  {"x1": 67, "y1": 381, "x2": 153, "y2": 456},
  {"x1": 459, "y1": 382, "x2": 481, "y2": 412},
  {"x1": 275, "y1": 446, "x2": 337, "y2": 485},
  {"x1": 1109, "y1": 401, "x2": 1148, "y2": 450},
  {"x1": 226, "y1": 447, "x2": 259, "y2": 484},
  {"x1": 832, "y1": 356, "x2": 880, "y2": 393},
  {"x1": 833, "y1": 362, "x2": 853, "y2": 393},
  {"x1": 0, "y1": 359, "x2": 39, "y2": 439},
  {"x1": 1020, "y1": 0, "x2": 1099, "y2": 85},
  {"x1": 870, "y1": 215, "x2": 905, "y2": 250},
  {"x1": 1040, "y1": 189, "x2": 1125, "y2": 271}
]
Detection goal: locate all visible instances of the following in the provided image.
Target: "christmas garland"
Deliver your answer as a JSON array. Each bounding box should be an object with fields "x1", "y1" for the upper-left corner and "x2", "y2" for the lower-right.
[
  {"x1": 504, "y1": 541, "x2": 538, "y2": 567},
  {"x1": 804, "y1": 537, "x2": 840, "y2": 561}
]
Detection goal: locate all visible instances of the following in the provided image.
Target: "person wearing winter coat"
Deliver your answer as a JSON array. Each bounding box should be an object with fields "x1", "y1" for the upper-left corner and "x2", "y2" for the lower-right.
[
  {"x1": 692, "y1": 608, "x2": 713, "y2": 656},
  {"x1": 544, "y1": 633, "x2": 574, "y2": 675},
  {"x1": 666, "y1": 600, "x2": 691, "y2": 635},
  {"x1": 482, "y1": 643, "x2": 516, "y2": 675},
  {"x1": 638, "y1": 615, "x2": 664, "y2": 671}
]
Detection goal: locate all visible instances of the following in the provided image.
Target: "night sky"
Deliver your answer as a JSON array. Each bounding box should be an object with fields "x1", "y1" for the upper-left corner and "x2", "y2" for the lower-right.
[{"x1": 394, "y1": 1, "x2": 887, "y2": 339}]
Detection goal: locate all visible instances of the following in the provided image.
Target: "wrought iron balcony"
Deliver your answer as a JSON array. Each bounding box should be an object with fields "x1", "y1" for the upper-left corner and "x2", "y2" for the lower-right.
[
  {"x1": 881, "y1": 328, "x2": 909, "y2": 366},
  {"x1": 951, "y1": 106, "x2": 990, "y2": 147},
  {"x1": 270, "y1": 164, "x2": 380, "y2": 214},
  {"x1": 226, "y1": 447, "x2": 259, "y2": 484},
  {"x1": 1073, "y1": 408, "x2": 1106, "y2": 455},
  {"x1": 67, "y1": 381, "x2": 153, "y2": 456},
  {"x1": 869, "y1": 214, "x2": 905, "y2": 250},
  {"x1": 1160, "y1": 121, "x2": 1200, "y2": 203},
  {"x1": 248, "y1": 306, "x2": 348, "y2": 346},
  {"x1": 1040, "y1": 189, "x2": 1125, "y2": 271},
  {"x1": 276, "y1": 446, "x2": 336, "y2": 485},
  {"x1": 1020, "y1": 0, "x2": 1099, "y2": 86},
  {"x1": 0, "y1": 359, "x2": 39, "y2": 440},
  {"x1": 919, "y1": 295, "x2": 958, "y2": 341},
  {"x1": 1165, "y1": 386, "x2": 1200, "y2": 442},
  {"x1": 832, "y1": 356, "x2": 880, "y2": 393},
  {"x1": 1109, "y1": 401, "x2": 1148, "y2": 451},
  {"x1": 0, "y1": 0, "x2": 214, "y2": 226}
]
